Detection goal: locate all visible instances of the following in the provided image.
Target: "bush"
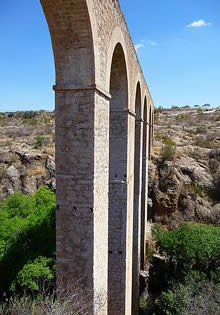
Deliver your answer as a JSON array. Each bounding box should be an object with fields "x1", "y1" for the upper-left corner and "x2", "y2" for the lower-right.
[
  {"x1": 194, "y1": 136, "x2": 215, "y2": 149},
  {"x1": 34, "y1": 136, "x2": 45, "y2": 149},
  {"x1": 0, "y1": 186, "x2": 55, "y2": 297},
  {"x1": 141, "y1": 223, "x2": 220, "y2": 314},
  {"x1": 155, "y1": 273, "x2": 220, "y2": 315},
  {"x1": 22, "y1": 118, "x2": 38, "y2": 126},
  {"x1": 187, "y1": 183, "x2": 204, "y2": 197},
  {"x1": 10, "y1": 256, "x2": 55, "y2": 293},
  {"x1": 0, "y1": 283, "x2": 96, "y2": 315},
  {"x1": 160, "y1": 137, "x2": 176, "y2": 161},
  {"x1": 195, "y1": 125, "x2": 207, "y2": 134},
  {"x1": 153, "y1": 223, "x2": 220, "y2": 275},
  {"x1": 175, "y1": 114, "x2": 190, "y2": 121}
]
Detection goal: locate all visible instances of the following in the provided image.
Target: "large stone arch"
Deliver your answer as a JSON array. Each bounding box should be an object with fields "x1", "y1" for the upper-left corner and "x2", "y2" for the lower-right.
[
  {"x1": 41, "y1": 0, "x2": 96, "y2": 86},
  {"x1": 106, "y1": 27, "x2": 130, "y2": 101},
  {"x1": 108, "y1": 42, "x2": 130, "y2": 315},
  {"x1": 40, "y1": 1, "x2": 154, "y2": 314}
]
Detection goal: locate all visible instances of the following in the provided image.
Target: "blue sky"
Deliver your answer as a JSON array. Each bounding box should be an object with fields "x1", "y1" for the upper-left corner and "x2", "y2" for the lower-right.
[{"x1": 0, "y1": 0, "x2": 219, "y2": 111}]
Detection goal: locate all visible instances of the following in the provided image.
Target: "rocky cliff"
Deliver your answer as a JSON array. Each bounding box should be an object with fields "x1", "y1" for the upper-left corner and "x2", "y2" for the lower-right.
[
  {"x1": 148, "y1": 108, "x2": 220, "y2": 227},
  {"x1": 0, "y1": 111, "x2": 55, "y2": 200},
  {"x1": 0, "y1": 108, "x2": 219, "y2": 227}
]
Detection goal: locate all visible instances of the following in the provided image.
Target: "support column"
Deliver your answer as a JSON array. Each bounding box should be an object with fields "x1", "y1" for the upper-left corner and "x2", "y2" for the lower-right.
[
  {"x1": 140, "y1": 121, "x2": 148, "y2": 270},
  {"x1": 132, "y1": 119, "x2": 144, "y2": 315},
  {"x1": 108, "y1": 109, "x2": 132, "y2": 315},
  {"x1": 55, "y1": 85, "x2": 110, "y2": 315}
]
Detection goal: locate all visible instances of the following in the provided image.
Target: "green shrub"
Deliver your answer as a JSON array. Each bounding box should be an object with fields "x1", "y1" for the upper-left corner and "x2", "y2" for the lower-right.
[
  {"x1": 175, "y1": 113, "x2": 190, "y2": 121},
  {"x1": 10, "y1": 256, "x2": 55, "y2": 293},
  {"x1": 153, "y1": 223, "x2": 220, "y2": 275},
  {"x1": 188, "y1": 183, "x2": 204, "y2": 197},
  {"x1": 194, "y1": 136, "x2": 215, "y2": 149},
  {"x1": 160, "y1": 137, "x2": 176, "y2": 161},
  {"x1": 22, "y1": 118, "x2": 38, "y2": 126},
  {"x1": 141, "y1": 223, "x2": 220, "y2": 314},
  {"x1": 0, "y1": 116, "x2": 9, "y2": 127},
  {"x1": 35, "y1": 136, "x2": 45, "y2": 149},
  {"x1": 163, "y1": 137, "x2": 176, "y2": 147},
  {"x1": 0, "y1": 186, "x2": 55, "y2": 296},
  {"x1": 155, "y1": 272, "x2": 220, "y2": 315},
  {"x1": 195, "y1": 125, "x2": 207, "y2": 134},
  {"x1": 197, "y1": 108, "x2": 204, "y2": 115}
]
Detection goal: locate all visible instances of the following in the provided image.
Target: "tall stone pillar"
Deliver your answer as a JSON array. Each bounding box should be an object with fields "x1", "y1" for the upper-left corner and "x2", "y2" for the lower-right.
[
  {"x1": 132, "y1": 119, "x2": 144, "y2": 315},
  {"x1": 108, "y1": 109, "x2": 133, "y2": 315},
  {"x1": 55, "y1": 85, "x2": 110, "y2": 315},
  {"x1": 140, "y1": 120, "x2": 149, "y2": 270}
]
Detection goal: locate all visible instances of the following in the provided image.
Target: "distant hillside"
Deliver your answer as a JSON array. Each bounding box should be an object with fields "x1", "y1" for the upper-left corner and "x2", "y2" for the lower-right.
[
  {"x1": 0, "y1": 108, "x2": 219, "y2": 227},
  {"x1": 148, "y1": 107, "x2": 220, "y2": 227},
  {"x1": 0, "y1": 111, "x2": 55, "y2": 200}
]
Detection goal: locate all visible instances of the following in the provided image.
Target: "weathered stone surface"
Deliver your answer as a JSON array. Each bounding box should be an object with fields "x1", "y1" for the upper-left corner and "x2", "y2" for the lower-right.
[
  {"x1": 40, "y1": 1, "x2": 154, "y2": 314},
  {"x1": 0, "y1": 2, "x2": 154, "y2": 314},
  {"x1": 149, "y1": 108, "x2": 220, "y2": 228}
]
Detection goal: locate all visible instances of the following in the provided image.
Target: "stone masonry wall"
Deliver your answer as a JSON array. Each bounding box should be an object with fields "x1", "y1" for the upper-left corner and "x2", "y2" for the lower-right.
[{"x1": 40, "y1": 0, "x2": 154, "y2": 314}]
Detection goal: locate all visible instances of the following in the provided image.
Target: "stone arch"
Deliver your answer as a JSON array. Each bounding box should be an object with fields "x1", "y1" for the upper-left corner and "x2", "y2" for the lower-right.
[
  {"x1": 106, "y1": 27, "x2": 130, "y2": 105},
  {"x1": 132, "y1": 81, "x2": 143, "y2": 314},
  {"x1": 131, "y1": 73, "x2": 143, "y2": 113},
  {"x1": 108, "y1": 42, "x2": 129, "y2": 315},
  {"x1": 41, "y1": 0, "x2": 96, "y2": 86}
]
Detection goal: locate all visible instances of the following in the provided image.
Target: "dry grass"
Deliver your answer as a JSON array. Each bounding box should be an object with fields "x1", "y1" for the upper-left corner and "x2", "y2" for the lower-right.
[
  {"x1": 1, "y1": 280, "x2": 106, "y2": 315},
  {"x1": 42, "y1": 146, "x2": 55, "y2": 155}
]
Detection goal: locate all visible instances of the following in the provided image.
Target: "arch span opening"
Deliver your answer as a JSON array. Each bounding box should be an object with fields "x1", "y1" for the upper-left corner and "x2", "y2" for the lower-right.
[
  {"x1": 140, "y1": 97, "x2": 148, "y2": 270},
  {"x1": 108, "y1": 42, "x2": 129, "y2": 314},
  {"x1": 132, "y1": 82, "x2": 143, "y2": 314}
]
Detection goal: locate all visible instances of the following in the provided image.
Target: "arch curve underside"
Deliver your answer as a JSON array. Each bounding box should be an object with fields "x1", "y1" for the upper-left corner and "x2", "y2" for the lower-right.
[{"x1": 40, "y1": 0, "x2": 154, "y2": 314}]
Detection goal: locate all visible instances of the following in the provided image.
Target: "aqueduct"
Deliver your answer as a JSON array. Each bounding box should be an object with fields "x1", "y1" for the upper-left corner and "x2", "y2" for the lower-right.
[{"x1": 40, "y1": 0, "x2": 154, "y2": 314}]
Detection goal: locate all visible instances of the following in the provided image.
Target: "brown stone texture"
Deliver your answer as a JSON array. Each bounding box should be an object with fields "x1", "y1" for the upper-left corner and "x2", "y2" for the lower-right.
[{"x1": 40, "y1": 0, "x2": 154, "y2": 314}]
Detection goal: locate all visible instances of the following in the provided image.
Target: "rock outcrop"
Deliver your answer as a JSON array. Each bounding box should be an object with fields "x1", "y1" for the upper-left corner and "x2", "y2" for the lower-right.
[
  {"x1": 0, "y1": 112, "x2": 55, "y2": 200},
  {"x1": 149, "y1": 108, "x2": 220, "y2": 227},
  {"x1": 0, "y1": 109, "x2": 219, "y2": 227}
]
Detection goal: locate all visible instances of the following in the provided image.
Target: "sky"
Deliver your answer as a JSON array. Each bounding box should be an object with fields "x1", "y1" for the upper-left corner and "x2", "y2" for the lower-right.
[{"x1": 0, "y1": 0, "x2": 219, "y2": 111}]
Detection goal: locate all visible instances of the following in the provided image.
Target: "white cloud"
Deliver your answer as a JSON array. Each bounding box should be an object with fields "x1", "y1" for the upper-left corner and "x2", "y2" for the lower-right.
[
  {"x1": 186, "y1": 19, "x2": 211, "y2": 28},
  {"x1": 135, "y1": 40, "x2": 145, "y2": 51},
  {"x1": 135, "y1": 39, "x2": 158, "y2": 51},
  {"x1": 148, "y1": 40, "x2": 158, "y2": 46}
]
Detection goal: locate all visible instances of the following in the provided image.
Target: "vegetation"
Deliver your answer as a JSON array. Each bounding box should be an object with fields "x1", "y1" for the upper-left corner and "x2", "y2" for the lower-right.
[
  {"x1": 0, "y1": 186, "x2": 56, "y2": 298},
  {"x1": 35, "y1": 136, "x2": 45, "y2": 149},
  {"x1": 0, "y1": 187, "x2": 104, "y2": 314},
  {"x1": 0, "y1": 284, "x2": 94, "y2": 315},
  {"x1": 187, "y1": 183, "x2": 204, "y2": 197},
  {"x1": 140, "y1": 223, "x2": 220, "y2": 314},
  {"x1": 194, "y1": 136, "x2": 214, "y2": 149},
  {"x1": 154, "y1": 106, "x2": 165, "y2": 115},
  {"x1": 160, "y1": 137, "x2": 176, "y2": 161},
  {"x1": 175, "y1": 113, "x2": 190, "y2": 121},
  {"x1": 195, "y1": 125, "x2": 207, "y2": 134}
]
